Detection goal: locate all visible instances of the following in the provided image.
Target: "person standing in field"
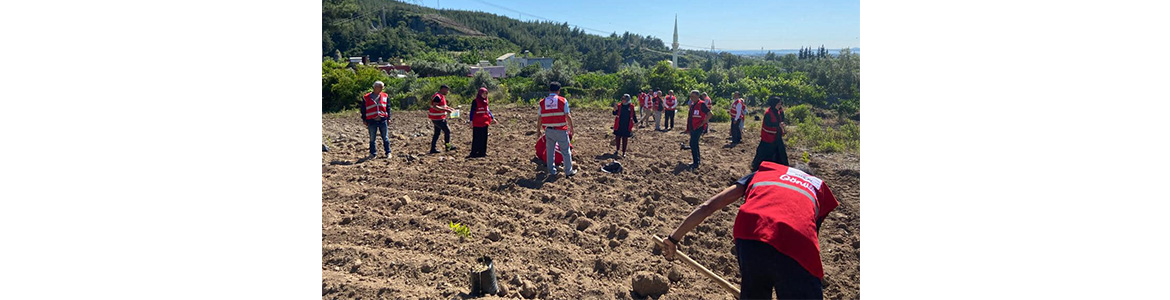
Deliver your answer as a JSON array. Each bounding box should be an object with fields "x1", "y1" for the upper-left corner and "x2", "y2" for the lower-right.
[
  {"x1": 612, "y1": 94, "x2": 638, "y2": 158},
  {"x1": 428, "y1": 85, "x2": 456, "y2": 154},
  {"x1": 539, "y1": 82, "x2": 576, "y2": 177},
  {"x1": 663, "y1": 90, "x2": 677, "y2": 130},
  {"x1": 685, "y1": 90, "x2": 711, "y2": 169},
  {"x1": 653, "y1": 90, "x2": 665, "y2": 131},
  {"x1": 729, "y1": 91, "x2": 747, "y2": 144},
  {"x1": 638, "y1": 90, "x2": 650, "y2": 128},
  {"x1": 661, "y1": 161, "x2": 838, "y2": 299},
  {"x1": 468, "y1": 86, "x2": 494, "y2": 158},
  {"x1": 700, "y1": 92, "x2": 713, "y2": 135},
  {"x1": 361, "y1": 81, "x2": 392, "y2": 158},
  {"x1": 751, "y1": 96, "x2": 791, "y2": 171}
]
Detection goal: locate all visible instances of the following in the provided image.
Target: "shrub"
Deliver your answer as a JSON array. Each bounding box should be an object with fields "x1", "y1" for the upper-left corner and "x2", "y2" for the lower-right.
[
  {"x1": 709, "y1": 108, "x2": 730, "y2": 123},
  {"x1": 470, "y1": 68, "x2": 500, "y2": 90},
  {"x1": 785, "y1": 104, "x2": 814, "y2": 123},
  {"x1": 814, "y1": 141, "x2": 845, "y2": 153}
]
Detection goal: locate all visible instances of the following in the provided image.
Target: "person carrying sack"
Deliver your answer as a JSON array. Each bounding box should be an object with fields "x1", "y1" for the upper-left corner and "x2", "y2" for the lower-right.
[{"x1": 538, "y1": 82, "x2": 576, "y2": 177}]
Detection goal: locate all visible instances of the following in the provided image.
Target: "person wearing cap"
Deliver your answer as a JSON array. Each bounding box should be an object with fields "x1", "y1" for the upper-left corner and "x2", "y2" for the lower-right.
[
  {"x1": 360, "y1": 81, "x2": 392, "y2": 158},
  {"x1": 428, "y1": 84, "x2": 456, "y2": 154},
  {"x1": 684, "y1": 90, "x2": 711, "y2": 169},
  {"x1": 729, "y1": 91, "x2": 747, "y2": 144},
  {"x1": 663, "y1": 90, "x2": 678, "y2": 130},
  {"x1": 468, "y1": 86, "x2": 494, "y2": 158},
  {"x1": 660, "y1": 161, "x2": 838, "y2": 299},
  {"x1": 612, "y1": 94, "x2": 638, "y2": 158},
  {"x1": 751, "y1": 96, "x2": 791, "y2": 171},
  {"x1": 538, "y1": 82, "x2": 575, "y2": 177}
]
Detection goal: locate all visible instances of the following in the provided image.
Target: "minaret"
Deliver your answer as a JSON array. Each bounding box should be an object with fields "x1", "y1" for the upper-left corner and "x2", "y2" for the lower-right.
[{"x1": 672, "y1": 14, "x2": 679, "y2": 68}]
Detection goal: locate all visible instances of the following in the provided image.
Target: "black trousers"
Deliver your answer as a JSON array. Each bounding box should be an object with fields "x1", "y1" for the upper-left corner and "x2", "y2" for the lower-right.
[
  {"x1": 735, "y1": 239, "x2": 823, "y2": 300},
  {"x1": 430, "y1": 119, "x2": 450, "y2": 150},
  {"x1": 751, "y1": 138, "x2": 791, "y2": 171},
  {"x1": 689, "y1": 129, "x2": 702, "y2": 166},
  {"x1": 470, "y1": 126, "x2": 488, "y2": 157},
  {"x1": 664, "y1": 110, "x2": 675, "y2": 129},
  {"x1": 731, "y1": 119, "x2": 743, "y2": 142}
]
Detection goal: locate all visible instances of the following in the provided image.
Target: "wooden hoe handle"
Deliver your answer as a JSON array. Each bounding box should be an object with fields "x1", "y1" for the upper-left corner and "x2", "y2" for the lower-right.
[{"x1": 652, "y1": 234, "x2": 740, "y2": 296}]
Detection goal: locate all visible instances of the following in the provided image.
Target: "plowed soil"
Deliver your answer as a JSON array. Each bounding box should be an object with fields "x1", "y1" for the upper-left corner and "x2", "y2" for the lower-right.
[{"x1": 322, "y1": 105, "x2": 860, "y2": 299}]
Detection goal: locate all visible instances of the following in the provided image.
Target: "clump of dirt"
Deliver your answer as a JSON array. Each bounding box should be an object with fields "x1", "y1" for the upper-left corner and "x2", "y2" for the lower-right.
[{"x1": 322, "y1": 106, "x2": 860, "y2": 299}]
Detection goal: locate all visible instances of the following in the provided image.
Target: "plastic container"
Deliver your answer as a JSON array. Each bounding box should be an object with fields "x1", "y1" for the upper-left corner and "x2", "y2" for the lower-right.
[
  {"x1": 450, "y1": 109, "x2": 461, "y2": 118},
  {"x1": 469, "y1": 256, "x2": 498, "y2": 296}
]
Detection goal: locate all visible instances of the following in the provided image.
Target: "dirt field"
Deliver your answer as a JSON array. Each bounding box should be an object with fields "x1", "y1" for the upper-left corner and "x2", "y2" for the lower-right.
[{"x1": 322, "y1": 105, "x2": 860, "y2": 299}]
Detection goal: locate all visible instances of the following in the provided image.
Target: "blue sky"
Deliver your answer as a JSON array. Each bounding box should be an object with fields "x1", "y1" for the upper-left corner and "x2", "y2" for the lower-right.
[{"x1": 412, "y1": 0, "x2": 860, "y2": 50}]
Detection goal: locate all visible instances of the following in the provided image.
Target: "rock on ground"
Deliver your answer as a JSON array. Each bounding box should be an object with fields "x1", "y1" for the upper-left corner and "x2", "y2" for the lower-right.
[{"x1": 630, "y1": 271, "x2": 669, "y2": 297}]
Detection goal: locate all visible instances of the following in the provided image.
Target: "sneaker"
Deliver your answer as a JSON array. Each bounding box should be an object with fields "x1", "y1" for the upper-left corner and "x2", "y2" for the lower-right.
[
  {"x1": 385, "y1": 153, "x2": 394, "y2": 159},
  {"x1": 429, "y1": 149, "x2": 441, "y2": 154},
  {"x1": 445, "y1": 143, "x2": 457, "y2": 151},
  {"x1": 565, "y1": 168, "x2": 577, "y2": 177}
]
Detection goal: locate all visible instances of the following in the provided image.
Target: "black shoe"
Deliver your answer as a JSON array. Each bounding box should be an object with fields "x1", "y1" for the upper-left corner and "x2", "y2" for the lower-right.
[{"x1": 428, "y1": 149, "x2": 441, "y2": 154}]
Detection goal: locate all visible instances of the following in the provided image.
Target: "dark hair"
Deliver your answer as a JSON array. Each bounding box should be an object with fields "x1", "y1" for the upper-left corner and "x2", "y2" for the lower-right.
[
  {"x1": 549, "y1": 81, "x2": 561, "y2": 92},
  {"x1": 766, "y1": 96, "x2": 782, "y2": 108},
  {"x1": 440, "y1": 84, "x2": 450, "y2": 90}
]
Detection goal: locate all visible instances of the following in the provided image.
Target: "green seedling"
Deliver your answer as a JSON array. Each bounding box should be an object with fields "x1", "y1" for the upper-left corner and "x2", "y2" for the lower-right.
[
  {"x1": 802, "y1": 151, "x2": 811, "y2": 164},
  {"x1": 449, "y1": 221, "x2": 472, "y2": 239}
]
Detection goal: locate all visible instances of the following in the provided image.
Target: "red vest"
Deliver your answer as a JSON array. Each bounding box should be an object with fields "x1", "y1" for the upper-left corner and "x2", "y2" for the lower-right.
[
  {"x1": 733, "y1": 161, "x2": 839, "y2": 279},
  {"x1": 640, "y1": 93, "x2": 650, "y2": 109},
  {"x1": 664, "y1": 95, "x2": 677, "y2": 111},
  {"x1": 539, "y1": 94, "x2": 569, "y2": 130},
  {"x1": 652, "y1": 96, "x2": 663, "y2": 111},
  {"x1": 729, "y1": 98, "x2": 744, "y2": 120},
  {"x1": 612, "y1": 103, "x2": 635, "y2": 132},
  {"x1": 761, "y1": 108, "x2": 781, "y2": 143},
  {"x1": 472, "y1": 96, "x2": 492, "y2": 127},
  {"x1": 688, "y1": 99, "x2": 708, "y2": 131},
  {"x1": 428, "y1": 92, "x2": 448, "y2": 120},
  {"x1": 363, "y1": 92, "x2": 389, "y2": 120}
]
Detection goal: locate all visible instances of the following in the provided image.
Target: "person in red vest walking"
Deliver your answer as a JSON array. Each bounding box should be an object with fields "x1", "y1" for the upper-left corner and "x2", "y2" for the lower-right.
[
  {"x1": 661, "y1": 160, "x2": 838, "y2": 299},
  {"x1": 360, "y1": 81, "x2": 392, "y2": 158},
  {"x1": 539, "y1": 82, "x2": 576, "y2": 177},
  {"x1": 729, "y1": 91, "x2": 747, "y2": 144},
  {"x1": 751, "y1": 96, "x2": 790, "y2": 171},
  {"x1": 663, "y1": 90, "x2": 678, "y2": 130},
  {"x1": 428, "y1": 85, "x2": 456, "y2": 154},
  {"x1": 468, "y1": 86, "x2": 494, "y2": 158},
  {"x1": 612, "y1": 94, "x2": 638, "y2": 158},
  {"x1": 684, "y1": 90, "x2": 711, "y2": 169}
]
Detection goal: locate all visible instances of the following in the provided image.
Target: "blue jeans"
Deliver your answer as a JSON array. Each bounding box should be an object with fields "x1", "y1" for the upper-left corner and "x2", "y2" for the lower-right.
[
  {"x1": 735, "y1": 239, "x2": 823, "y2": 299},
  {"x1": 367, "y1": 120, "x2": 390, "y2": 155},
  {"x1": 544, "y1": 128, "x2": 573, "y2": 174}
]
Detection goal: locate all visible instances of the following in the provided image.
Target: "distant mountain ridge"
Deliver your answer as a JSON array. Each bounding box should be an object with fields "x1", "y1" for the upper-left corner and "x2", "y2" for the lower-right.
[{"x1": 725, "y1": 47, "x2": 860, "y2": 57}]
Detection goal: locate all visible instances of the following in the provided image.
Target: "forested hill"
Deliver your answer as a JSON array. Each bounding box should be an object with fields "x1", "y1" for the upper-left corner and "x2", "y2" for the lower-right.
[
  {"x1": 323, "y1": 0, "x2": 702, "y2": 72},
  {"x1": 322, "y1": 0, "x2": 859, "y2": 131}
]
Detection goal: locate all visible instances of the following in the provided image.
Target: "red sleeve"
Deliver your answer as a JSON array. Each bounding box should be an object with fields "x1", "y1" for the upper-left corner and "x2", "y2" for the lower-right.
[{"x1": 816, "y1": 182, "x2": 840, "y2": 222}]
